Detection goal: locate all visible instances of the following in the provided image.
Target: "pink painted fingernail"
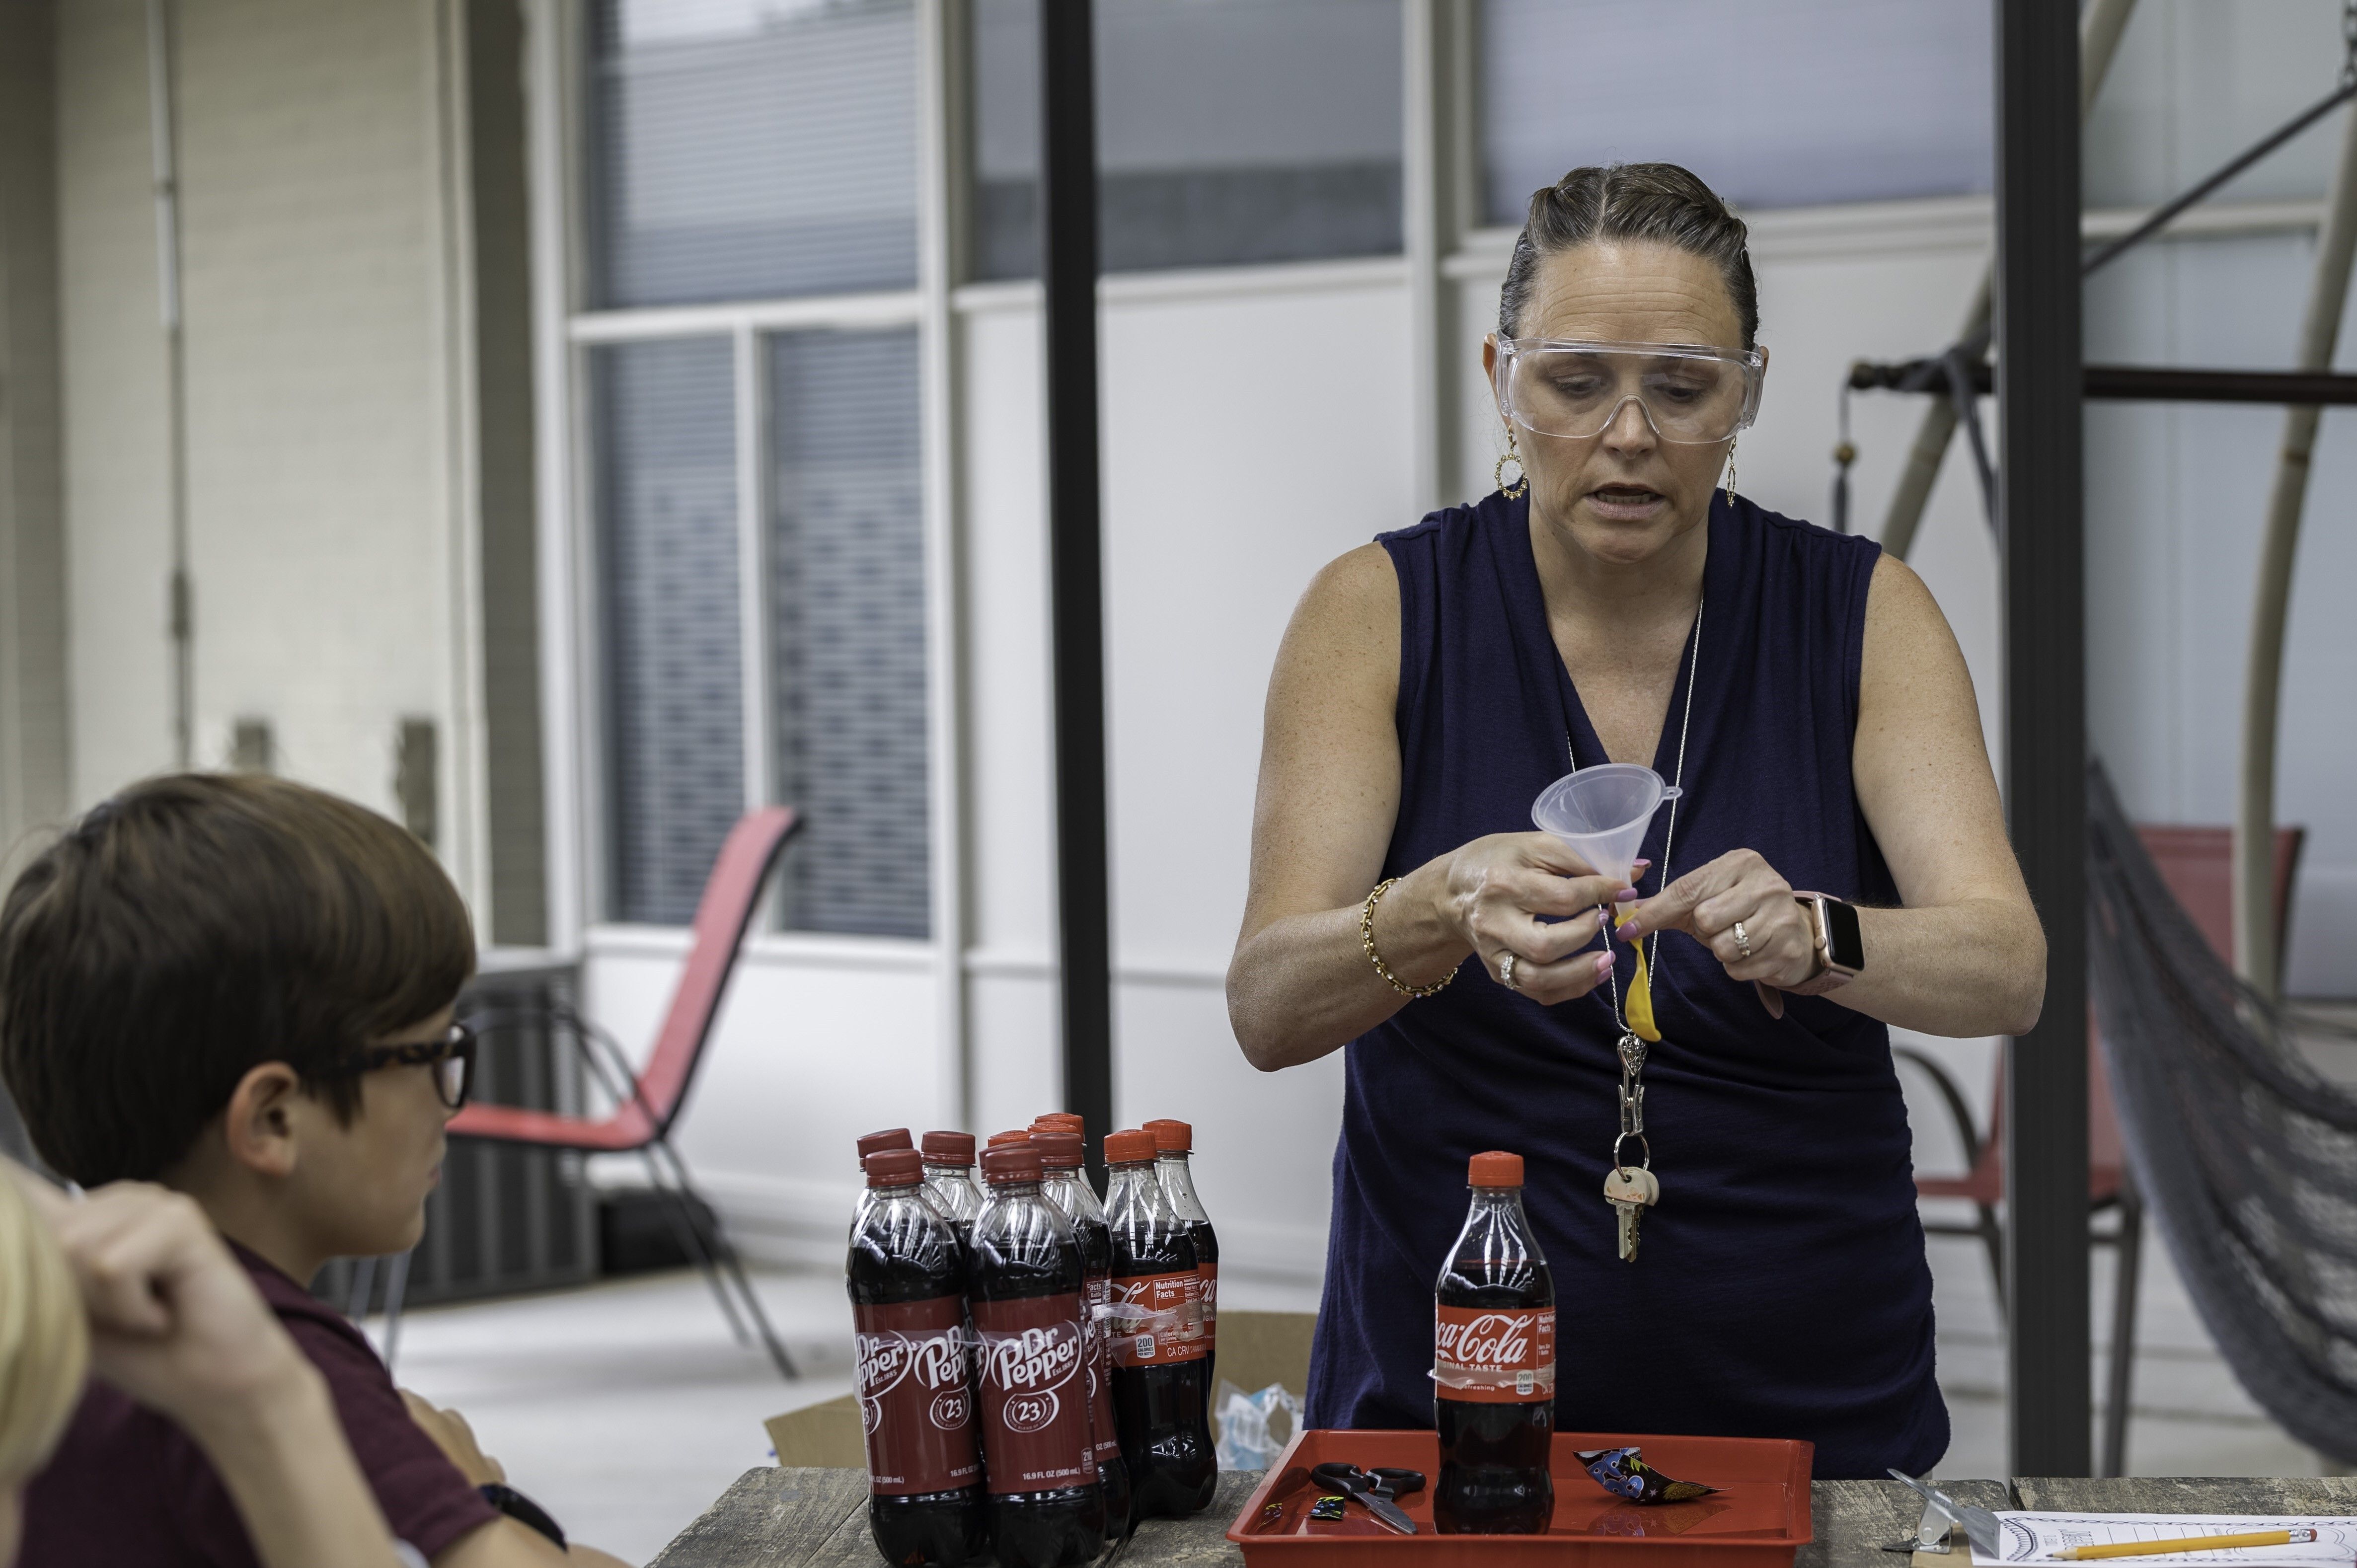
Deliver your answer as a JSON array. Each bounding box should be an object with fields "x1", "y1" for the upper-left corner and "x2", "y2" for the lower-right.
[
  {"x1": 1631, "y1": 859, "x2": 1651, "y2": 871},
  {"x1": 1594, "y1": 953, "x2": 1614, "y2": 976},
  {"x1": 1612, "y1": 887, "x2": 1641, "y2": 903}
]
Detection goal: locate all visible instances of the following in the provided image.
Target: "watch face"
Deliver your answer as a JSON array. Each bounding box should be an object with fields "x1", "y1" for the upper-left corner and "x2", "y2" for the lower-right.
[{"x1": 1822, "y1": 897, "x2": 1865, "y2": 972}]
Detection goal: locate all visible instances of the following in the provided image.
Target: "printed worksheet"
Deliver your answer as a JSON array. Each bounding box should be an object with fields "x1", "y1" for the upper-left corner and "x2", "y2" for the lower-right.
[{"x1": 1970, "y1": 1514, "x2": 2357, "y2": 1567}]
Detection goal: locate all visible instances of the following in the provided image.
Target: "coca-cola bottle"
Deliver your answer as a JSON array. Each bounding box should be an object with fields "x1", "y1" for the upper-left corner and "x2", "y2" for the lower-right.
[
  {"x1": 1034, "y1": 1129, "x2": 1133, "y2": 1542},
  {"x1": 854, "y1": 1128, "x2": 918, "y2": 1234},
  {"x1": 1433, "y1": 1150, "x2": 1555, "y2": 1535},
  {"x1": 1140, "y1": 1120, "x2": 1217, "y2": 1388},
  {"x1": 849, "y1": 1149, "x2": 989, "y2": 1566},
  {"x1": 1100, "y1": 1128, "x2": 1216, "y2": 1520},
  {"x1": 921, "y1": 1132, "x2": 985, "y2": 1244},
  {"x1": 968, "y1": 1142, "x2": 1105, "y2": 1567}
]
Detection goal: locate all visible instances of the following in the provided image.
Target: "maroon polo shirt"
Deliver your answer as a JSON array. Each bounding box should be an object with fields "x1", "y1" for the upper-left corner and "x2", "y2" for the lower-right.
[{"x1": 17, "y1": 1240, "x2": 501, "y2": 1566}]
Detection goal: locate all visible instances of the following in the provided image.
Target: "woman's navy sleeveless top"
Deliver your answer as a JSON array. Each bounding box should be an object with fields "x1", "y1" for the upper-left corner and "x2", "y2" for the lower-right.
[{"x1": 1305, "y1": 489, "x2": 1946, "y2": 1479}]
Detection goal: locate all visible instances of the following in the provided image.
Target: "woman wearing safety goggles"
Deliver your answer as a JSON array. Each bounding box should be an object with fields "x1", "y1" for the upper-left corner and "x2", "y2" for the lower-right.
[{"x1": 1228, "y1": 162, "x2": 2040, "y2": 1482}]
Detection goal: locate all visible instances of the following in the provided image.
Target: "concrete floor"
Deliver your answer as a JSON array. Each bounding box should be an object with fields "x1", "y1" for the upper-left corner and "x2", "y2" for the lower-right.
[{"x1": 376, "y1": 1225, "x2": 2314, "y2": 1566}]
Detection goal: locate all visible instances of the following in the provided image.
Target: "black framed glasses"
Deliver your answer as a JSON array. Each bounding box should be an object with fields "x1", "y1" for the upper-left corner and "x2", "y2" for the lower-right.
[{"x1": 343, "y1": 1023, "x2": 477, "y2": 1111}]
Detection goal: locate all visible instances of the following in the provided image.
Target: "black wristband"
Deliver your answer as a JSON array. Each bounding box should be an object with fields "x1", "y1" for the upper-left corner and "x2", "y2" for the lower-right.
[{"x1": 479, "y1": 1483, "x2": 567, "y2": 1550}]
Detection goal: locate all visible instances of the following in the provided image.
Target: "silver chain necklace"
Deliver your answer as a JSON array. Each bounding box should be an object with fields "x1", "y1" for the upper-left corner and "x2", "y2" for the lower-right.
[{"x1": 1566, "y1": 595, "x2": 1702, "y2": 1264}]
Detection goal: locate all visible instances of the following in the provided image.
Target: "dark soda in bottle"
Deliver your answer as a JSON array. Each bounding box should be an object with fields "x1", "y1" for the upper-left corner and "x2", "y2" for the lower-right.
[
  {"x1": 1141, "y1": 1120, "x2": 1217, "y2": 1388},
  {"x1": 849, "y1": 1149, "x2": 989, "y2": 1566},
  {"x1": 1100, "y1": 1128, "x2": 1216, "y2": 1520},
  {"x1": 1433, "y1": 1150, "x2": 1555, "y2": 1535},
  {"x1": 920, "y1": 1131, "x2": 984, "y2": 1244},
  {"x1": 1034, "y1": 1129, "x2": 1133, "y2": 1541},
  {"x1": 968, "y1": 1142, "x2": 1105, "y2": 1567}
]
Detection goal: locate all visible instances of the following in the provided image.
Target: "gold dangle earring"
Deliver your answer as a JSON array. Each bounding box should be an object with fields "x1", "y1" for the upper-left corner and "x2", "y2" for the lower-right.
[
  {"x1": 1495, "y1": 429, "x2": 1529, "y2": 499},
  {"x1": 1721, "y1": 438, "x2": 1739, "y2": 507}
]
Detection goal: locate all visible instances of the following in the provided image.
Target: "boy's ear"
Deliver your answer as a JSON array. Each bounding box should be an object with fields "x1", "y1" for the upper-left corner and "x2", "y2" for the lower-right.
[{"x1": 220, "y1": 1062, "x2": 305, "y2": 1180}]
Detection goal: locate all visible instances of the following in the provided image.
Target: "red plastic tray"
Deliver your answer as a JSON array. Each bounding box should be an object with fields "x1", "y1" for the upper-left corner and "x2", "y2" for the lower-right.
[{"x1": 1226, "y1": 1429, "x2": 1814, "y2": 1568}]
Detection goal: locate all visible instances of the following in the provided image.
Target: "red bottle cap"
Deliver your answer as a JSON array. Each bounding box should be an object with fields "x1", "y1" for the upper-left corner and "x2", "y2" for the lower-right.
[
  {"x1": 856, "y1": 1127, "x2": 913, "y2": 1160},
  {"x1": 980, "y1": 1144, "x2": 1044, "y2": 1184},
  {"x1": 1033, "y1": 1131, "x2": 1085, "y2": 1169},
  {"x1": 1103, "y1": 1128, "x2": 1158, "y2": 1165},
  {"x1": 864, "y1": 1149, "x2": 925, "y2": 1188},
  {"x1": 1032, "y1": 1112, "x2": 1084, "y2": 1136},
  {"x1": 1142, "y1": 1119, "x2": 1193, "y2": 1153},
  {"x1": 986, "y1": 1129, "x2": 1033, "y2": 1149},
  {"x1": 920, "y1": 1131, "x2": 975, "y2": 1164},
  {"x1": 1468, "y1": 1150, "x2": 1525, "y2": 1188}
]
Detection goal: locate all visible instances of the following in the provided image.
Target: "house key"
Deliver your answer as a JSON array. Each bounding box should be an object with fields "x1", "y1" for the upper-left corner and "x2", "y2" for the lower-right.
[{"x1": 1603, "y1": 1164, "x2": 1659, "y2": 1261}]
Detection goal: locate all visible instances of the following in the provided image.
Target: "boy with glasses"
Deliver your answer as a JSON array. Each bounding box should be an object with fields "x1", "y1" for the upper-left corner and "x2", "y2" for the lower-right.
[{"x1": 0, "y1": 774, "x2": 627, "y2": 1567}]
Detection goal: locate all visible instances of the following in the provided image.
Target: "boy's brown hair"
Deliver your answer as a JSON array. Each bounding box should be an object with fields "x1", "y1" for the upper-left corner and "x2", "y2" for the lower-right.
[{"x1": 0, "y1": 773, "x2": 475, "y2": 1184}]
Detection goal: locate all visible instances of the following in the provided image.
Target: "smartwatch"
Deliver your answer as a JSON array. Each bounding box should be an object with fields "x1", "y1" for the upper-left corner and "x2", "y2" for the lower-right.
[
  {"x1": 1793, "y1": 892, "x2": 1864, "y2": 989},
  {"x1": 480, "y1": 1484, "x2": 567, "y2": 1550}
]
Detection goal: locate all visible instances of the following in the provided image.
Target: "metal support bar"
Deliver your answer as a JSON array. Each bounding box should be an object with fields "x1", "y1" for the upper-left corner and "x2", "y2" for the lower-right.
[
  {"x1": 1997, "y1": 0, "x2": 2091, "y2": 1479},
  {"x1": 145, "y1": 0, "x2": 193, "y2": 768},
  {"x1": 2238, "y1": 98, "x2": 2357, "y2": 1001},
  {"x1": 1853, "y1": 359, "x2": 2357, "y2": 405},
  {"x1": 1040, "y1": 0, "x2": 1114, "y2": 1171},
  {"x1": 1880, "y1": 0, "x2": 2136, "y2": 560}
]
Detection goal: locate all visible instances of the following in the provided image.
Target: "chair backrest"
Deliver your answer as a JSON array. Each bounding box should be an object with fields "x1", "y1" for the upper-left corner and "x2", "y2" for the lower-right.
[
  {"x1": 1983, "y1": 821, "x2": 2303, "y2": 1168},
  {"x1": 2134, "y1": 824, "x2": 2306, "y2": 985},
  {"x1": 631, "y1": 807, "x2": 802, "y2": 1135}
]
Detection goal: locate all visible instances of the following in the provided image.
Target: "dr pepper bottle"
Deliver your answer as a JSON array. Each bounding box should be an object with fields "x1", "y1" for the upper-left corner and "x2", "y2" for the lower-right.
[
  {"x1": 1433, "y1": 1150, "x2": 1556, "y2": 1535},
  {"x1": 968, "y1": 1142, "x2": 1105, "y2": 1566},
  {"x1": 1101, "y1": 1128, "x2": 1217, "y2": 1520},
  {"x1": 848, "y1": 1149, "x2": 989, "y2": 1566},
  {"x1": 1140, "y1": 1120, "x2": 1217, "y2": 1388},
  {"x1": 1034, "y1": 1128, "x2": 1133, "y2": 1542}
]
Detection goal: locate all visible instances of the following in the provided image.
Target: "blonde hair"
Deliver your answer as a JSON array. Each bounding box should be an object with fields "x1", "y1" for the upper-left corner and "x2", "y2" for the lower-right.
[{"x1": 0, "y1": 1171, "x2": 87, "y2": 1483}]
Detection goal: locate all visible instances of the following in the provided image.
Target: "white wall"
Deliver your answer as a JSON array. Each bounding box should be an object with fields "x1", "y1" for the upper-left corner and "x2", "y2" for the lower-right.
[{"x1": 55, "y1": 0, "x2": 483, "y2": 903}]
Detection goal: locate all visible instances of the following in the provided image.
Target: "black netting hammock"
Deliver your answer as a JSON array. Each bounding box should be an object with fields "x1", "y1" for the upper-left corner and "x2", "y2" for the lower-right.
[{"x1": 2089, "y1": 759, "x2": 2357, "y2": 1459}]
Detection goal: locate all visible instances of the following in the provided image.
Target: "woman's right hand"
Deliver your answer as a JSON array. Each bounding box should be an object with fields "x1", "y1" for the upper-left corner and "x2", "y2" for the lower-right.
[{"x1": 1428, "y1": 833, "x2": 1634, "y2": 1006}]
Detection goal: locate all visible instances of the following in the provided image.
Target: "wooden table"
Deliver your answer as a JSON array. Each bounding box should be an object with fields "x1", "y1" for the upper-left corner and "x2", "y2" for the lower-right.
[{"x1": 649, "y1": 1471, "x2": 2357, "y2": 1568}]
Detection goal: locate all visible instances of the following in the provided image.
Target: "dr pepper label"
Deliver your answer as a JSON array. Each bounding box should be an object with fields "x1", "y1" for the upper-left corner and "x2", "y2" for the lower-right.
[
  {"x1": 853, "y1": 1296, "x2": 982, "y2": 1494},
  {"x1": 970, "y1": 1293, "x2": 1095, "y2": 1493}
]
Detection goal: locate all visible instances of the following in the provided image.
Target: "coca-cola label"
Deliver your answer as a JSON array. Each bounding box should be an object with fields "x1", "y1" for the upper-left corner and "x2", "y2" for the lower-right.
[
  {"x1": 1433, "y1": 1304, "x2": 1556, "y2": 1404},
  {"x1": 1200, "y1": 1260, "x2": 1219, "y2": 1347},
  {"x1": 1108, "y1": 1269, "x2": 1207, "y2": 1367},
  {"x1": 854, "y1": 1296, "x2": 982, "y2": 1495},
  {"x1": 971, "y1": 1293, "x2": 1095, "y2": 1494},
  {"x1": 1083, "y1": 1275, "x2": 1121, "y2": 1462}
]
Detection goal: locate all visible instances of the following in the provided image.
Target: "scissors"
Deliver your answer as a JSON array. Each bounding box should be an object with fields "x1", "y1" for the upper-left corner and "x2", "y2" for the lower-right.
[{"x1": 1308, "y1": 1463, "x2": 1426, "y2": 1535}]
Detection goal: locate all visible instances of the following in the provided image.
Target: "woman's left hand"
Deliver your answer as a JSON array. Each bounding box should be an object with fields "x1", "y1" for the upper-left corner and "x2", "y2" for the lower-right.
[{"x1": 1616, "y1": 849, "x2": 1819, "y2": 1015}]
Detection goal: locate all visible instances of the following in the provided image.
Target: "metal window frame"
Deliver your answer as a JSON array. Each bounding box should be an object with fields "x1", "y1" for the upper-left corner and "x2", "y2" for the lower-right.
[{"x1": 522, "y1": 0, "x2": 966, "y2": 1098}]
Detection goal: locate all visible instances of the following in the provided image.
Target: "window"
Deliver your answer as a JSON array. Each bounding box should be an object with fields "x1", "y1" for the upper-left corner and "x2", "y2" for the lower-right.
[
  {"x1": 1479, "y1": 0, "x2": 1992, "y2": 224},
  {"x1": 594, "y1": 339, "x2": 744, "y2": 927},
  {"x1": 588, "y1": 0, "x2": 918, "y2": 306},
  {"x1": 581, "y1": 1, "x2": 932, "y2": 937},
  {"x1": 970, "y1": 0, "x2": 1404, "y2": 278},
  {"x1": 768, "y1": 330, "x2": 929, "y2": 938}
]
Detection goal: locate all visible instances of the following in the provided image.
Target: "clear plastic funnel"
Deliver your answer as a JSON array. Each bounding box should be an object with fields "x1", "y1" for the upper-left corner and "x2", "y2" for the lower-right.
[{"x1": 1530, "y1": 762, "x2": 1682, "y2": 883}]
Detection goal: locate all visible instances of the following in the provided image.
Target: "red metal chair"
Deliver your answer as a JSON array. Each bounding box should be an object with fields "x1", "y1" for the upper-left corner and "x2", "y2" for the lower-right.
[
  {"x1": 445, "y1": 806, "x2": 806, "y2": 1379},
  {"x1": 1900, "y1": 823, "x2": 2302, "y2": 1476}
]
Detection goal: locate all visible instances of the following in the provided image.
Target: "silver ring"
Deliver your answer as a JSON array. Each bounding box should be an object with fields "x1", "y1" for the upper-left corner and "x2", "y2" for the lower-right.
[
  {"x1": 1733, "y1": 921, "x2": 1752, "y2": 961},
  {"x1": 1499, "y1": 952, "x2": 1519, "y2": 990}
]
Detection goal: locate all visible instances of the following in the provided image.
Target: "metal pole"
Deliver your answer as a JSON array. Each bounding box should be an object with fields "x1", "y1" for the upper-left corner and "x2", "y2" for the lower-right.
[
  {"x1": 1881, "y1": 0, "x2": 2135, "y2": 560},
  {"x1": 2235, "y1": 94, "x2": 2357, "y2": 1000},
  {"x1": 1040, "y1": 0, "x2": 1114, "y2": 1171},
  {"x1": 146, "y1": 0, "x2": 193, "y2": 768},
  {"x1": 1997, "y1": 0, "x2": 2091, "y2": 1479}
]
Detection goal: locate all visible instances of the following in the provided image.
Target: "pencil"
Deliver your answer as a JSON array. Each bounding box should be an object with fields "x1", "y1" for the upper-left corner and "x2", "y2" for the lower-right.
[{"x1": 2058, "y1": 1530, "x2": 2319, "y2": 1560}]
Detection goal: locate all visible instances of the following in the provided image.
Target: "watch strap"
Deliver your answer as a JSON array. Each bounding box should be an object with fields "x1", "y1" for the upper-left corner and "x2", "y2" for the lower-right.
[{"x1": 479, "y1": 1483, "x2": 567, "y2": 1549}]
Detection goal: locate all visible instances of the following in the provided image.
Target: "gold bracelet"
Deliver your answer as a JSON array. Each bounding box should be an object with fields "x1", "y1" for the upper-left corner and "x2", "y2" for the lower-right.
[{"x1": 1360, "y1": 877, "x2": 1456, "y2": 998}]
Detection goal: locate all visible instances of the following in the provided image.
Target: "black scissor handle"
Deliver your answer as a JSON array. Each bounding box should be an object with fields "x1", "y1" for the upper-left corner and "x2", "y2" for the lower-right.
[
  {"x1": 1369, "y1": 1468, "x2": 1426, "y2": 1499},
  {"x1": 1309, "y1": 1463, "x2": 1369, "y2": 1492}
]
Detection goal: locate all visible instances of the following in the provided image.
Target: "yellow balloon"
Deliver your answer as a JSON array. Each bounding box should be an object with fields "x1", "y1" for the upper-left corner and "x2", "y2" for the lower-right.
[{"x1": 1614, "y1": 909, "x2": 1660, "y2": 1043}]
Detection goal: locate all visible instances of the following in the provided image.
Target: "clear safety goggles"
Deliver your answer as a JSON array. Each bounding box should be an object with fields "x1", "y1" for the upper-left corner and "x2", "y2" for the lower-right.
[{"x1": 1494, "y1": 337, "x2": 1764, "y2": 445}]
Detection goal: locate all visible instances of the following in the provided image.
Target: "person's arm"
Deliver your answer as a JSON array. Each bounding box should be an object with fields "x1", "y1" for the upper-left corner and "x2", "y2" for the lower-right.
[
  {"x1": 1227, "y1": 544, "x2": 1627, "y2": 1069},
  {"x1": 11, "y1": 1172, "x2": 406, "y2": 1568},
  {"x1": 403, "y1": 1393, "x2": 633, "y2": 1567},
  {"x1": 1617, "y1": 554, "x2": 2044, "y2": 1038}
]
